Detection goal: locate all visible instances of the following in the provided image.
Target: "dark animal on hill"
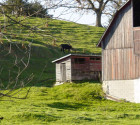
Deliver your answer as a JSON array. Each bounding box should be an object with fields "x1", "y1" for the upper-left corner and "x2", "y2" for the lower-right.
[
  {"x1": 60, "y1": 44, "x2": 73, "y2": 53},
  {"x1": 0, "y1": 117, "x2": 3, "y2": 120}
]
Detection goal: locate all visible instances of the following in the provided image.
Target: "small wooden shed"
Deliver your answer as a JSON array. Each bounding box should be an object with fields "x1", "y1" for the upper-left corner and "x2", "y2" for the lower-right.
[
  {"x1": 52, "y1": 54, "x2": 101, "y2": 85},
  {"x1": 97, "y1": 0, "x2": 140, "y2": 103}
]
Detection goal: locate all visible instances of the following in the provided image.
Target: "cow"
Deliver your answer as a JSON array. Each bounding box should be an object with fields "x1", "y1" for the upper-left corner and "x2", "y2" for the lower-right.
[
  {"x1": 0, "y1": 117, "x2": 3, "y2": 120},
  {"x1": 60, "y1": 44, "x2": 73, "y2": 53}
]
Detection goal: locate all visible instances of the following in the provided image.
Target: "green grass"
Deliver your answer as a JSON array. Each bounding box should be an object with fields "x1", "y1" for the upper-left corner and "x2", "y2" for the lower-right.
[
  {"x1": 1, "y1": 82, "x2": 140, "y2": 125},
  {"x1": 0, "y1": 16, "x2": 104, "y2": 54}
]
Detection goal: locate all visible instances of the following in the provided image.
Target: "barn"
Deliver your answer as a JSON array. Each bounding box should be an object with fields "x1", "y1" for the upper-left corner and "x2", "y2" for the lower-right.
[
  {"x1": 52, "y1": 54, "x2": 101, "y2": 85},
  {"x1": 97, "y1": 0, "x2": 140, "y2": 103}
]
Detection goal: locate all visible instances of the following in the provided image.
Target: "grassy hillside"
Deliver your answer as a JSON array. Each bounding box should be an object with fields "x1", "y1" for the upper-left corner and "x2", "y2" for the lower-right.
[
  {"x1": 0, "y1": 17, "x2": 104, "y2": 53},
  {"x1": 0, "y1": 17, "x2": 105, "y2": 87}
]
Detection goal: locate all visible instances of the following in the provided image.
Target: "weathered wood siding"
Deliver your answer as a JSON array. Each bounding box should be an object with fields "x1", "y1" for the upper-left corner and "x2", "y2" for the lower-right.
[
  {"x1": 103, "y1": 3, "x2": 133, "y2": 49},
  {"x1": 102, "y1": 2, "x2": 136, "y2": 81},
  {"x1": 71, "y1": 56, "x2": 101, "y2": 81},
  {"x1": 103, "y1": 48, "x2": 140, "y2": 80},
  {"x1": 55, "y1": 55, "x2": 101, "y2": 83},
  {"x1": 56, "y1": 58, "x2": 72, "y2": 83},
  {"x1": 134, "y1": 27, "x2": 140, "y2": 55}
]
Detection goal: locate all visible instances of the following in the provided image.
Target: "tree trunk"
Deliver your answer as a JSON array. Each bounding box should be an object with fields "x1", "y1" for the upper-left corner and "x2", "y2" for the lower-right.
[{"x1": 95, "y1": 11, "x2": 102, "y2": 27}]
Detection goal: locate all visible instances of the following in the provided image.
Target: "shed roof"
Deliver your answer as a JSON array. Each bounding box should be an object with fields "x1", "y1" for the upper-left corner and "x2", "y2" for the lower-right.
[
  {"x1": 97, "y1": 0, "x2": 131, "y2": 47},
  {"x1": 52, "y1": 54, "x2": 101, "y2": 63}
]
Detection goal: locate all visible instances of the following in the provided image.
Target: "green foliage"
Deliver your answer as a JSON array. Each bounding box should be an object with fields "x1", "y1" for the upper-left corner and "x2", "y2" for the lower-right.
[
  {"x1": 24, "y1": 1, "x2": 51, "y2": 18},
  {"x1": 3, "y1": 0, "x2": 51, "y2": 18},
  {"x1": 4, "y1": 0, "x2": 27, "y2": 15}
]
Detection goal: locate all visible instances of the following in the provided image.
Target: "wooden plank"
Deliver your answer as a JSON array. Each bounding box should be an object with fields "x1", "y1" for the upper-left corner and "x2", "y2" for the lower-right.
[
  {"x1": 124, "y1": 49, "x2": 126, "y2": 79},
  {"x1": 117, "y1": 49, "x2": 120, "y2": 80},
  {"x1": 114, "y1": 49, "x2": 117, "y2": 80},
  {"x1": 138, "y1": 56, "x2": 140, "y2": 78},
  {"x1": 111, "y1": 49, "x2": 114, "y2": 80},
  {"x1": 128, "y1": 49, "x2": 131, "y2": 78},
  {"x1": 104, "y1": 50, "x2": 107, "y2": 81},
  {"x1": 135, "y1": 55, "x2": 138, "y2": 78},
  {"x1": 129, "y1": 49, "x2": 131, "y2": 79},
  {"x1": 109, "y1": 50, "x2": 111, "y2": 80},
  {"x1": 103, "y1": 51, "x2": 105, "y2": 80},
  {"x1": 132, "y1": 51, "x2": 135, "y2": 79},
  {"x1": 107, "y1": 50, "x2": 109, "y2": 80},
  {"x1": 102, "y1": 51, "x2": 104, "y2": 80},
  {"x1": 121, "y1": 49, "x2": 124, "y2": 80},
  {"x1": 106, "y1": 51, "x2": 108, "y2": 80}
]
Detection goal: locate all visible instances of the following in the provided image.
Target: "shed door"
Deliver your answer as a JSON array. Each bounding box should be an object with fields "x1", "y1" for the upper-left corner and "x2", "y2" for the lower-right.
[{"x1": 60, "y1": 63, "x2": 66, "y2": 82}]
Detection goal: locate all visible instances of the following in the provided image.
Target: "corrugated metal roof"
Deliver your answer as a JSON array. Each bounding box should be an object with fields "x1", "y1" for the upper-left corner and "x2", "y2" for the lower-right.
[
  {"x1": 97, "y1": 0, "x2": 131, "y2": 47},
  {"x1": 52, "y1": 54, "x2": 101, "y2": 63}
]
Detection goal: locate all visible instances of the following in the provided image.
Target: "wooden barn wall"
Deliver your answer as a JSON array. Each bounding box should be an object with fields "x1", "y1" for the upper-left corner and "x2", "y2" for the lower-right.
[
  {"x1": 102, "y1": 2, "x2": 136, "y2": 81},
  {"x1": 71, "y1": 56, "x2": 101, "y2": 81},
  {"x1": 103, "y1": 3, "x2": 133, "y2": 49},
  {"x1": 103, "y1": 48, "x2": 140, "y2": 81},
  {"x1": 133, "y1": 27, "x2": 140, "y2": 55},
  {"x1": 56, "y1": 63, "x2": 61, "y2": 82}
]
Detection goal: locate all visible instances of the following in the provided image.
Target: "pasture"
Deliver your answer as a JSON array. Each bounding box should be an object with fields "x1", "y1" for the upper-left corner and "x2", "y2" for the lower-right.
[{"x1": 1, "y1": 82, "x2": 140, "y2": 125}]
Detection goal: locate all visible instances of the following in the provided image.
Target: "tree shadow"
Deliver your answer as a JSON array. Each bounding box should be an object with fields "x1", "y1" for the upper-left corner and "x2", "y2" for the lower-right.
[
  {"x1": 47, "y1": 102, "x2": 88, "y2": 110},
  {"x1": 73, "y1": 80, "x2": 102, "y2": 84}
]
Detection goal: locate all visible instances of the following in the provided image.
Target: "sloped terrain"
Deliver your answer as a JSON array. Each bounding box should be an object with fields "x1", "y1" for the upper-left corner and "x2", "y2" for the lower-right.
[{"x1": 0, "y1": 17, "x2": 105, "y2": 87}]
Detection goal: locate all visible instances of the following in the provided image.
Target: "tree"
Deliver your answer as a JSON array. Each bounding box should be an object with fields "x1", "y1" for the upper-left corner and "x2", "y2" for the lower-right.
[
  {"x1": 0, "y1": 0, "x2": 54, "y2": 99},
  {"x1": 75, "y1": 0, "x2": 129, "y2": 27},
  {"x1": 48, "y1": 0, "x2": 128, "y2": 27},
  {"x1": 24, "y1": 1, "x2": 52, "y2": 18},
  {"x1": 3, "y1": 0, "x2": 52, "y2": 18},
  {"x1": 4, "y1": 0, "x2": 28, "y2": 16}
]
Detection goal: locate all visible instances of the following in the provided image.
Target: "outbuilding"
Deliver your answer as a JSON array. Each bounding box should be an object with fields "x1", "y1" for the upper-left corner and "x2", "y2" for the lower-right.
[
  {"x1": 97, "y1": 0, "x2": 140, "y2": 103},
  {"x1": 52, "y1": 54, "x2": 101, "y2": 85}
]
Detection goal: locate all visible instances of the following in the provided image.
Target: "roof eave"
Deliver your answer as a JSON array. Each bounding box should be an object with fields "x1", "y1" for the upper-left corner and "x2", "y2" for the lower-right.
[
  {"x1": 52, "y1": 54, "x2": 71, "y2": 63},
  {"x1": 52, "y1": 54, "x2": 102, "y2": 63}
]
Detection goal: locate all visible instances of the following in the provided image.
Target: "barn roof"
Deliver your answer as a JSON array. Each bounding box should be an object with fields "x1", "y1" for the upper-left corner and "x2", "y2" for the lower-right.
[
  {"x1": 97, "y1": 0, "x2": 131, "y2": 47},
  {"x1": 52, "y1": 54, "x2": 101, "y2": 63}
]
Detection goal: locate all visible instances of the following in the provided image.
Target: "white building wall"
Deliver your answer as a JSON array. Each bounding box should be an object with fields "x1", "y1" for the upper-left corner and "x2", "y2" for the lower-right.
[
  {"x1": 103, "y1": 80, "x2": 135, "y2": 102},
  {"x1": 134, "y1": 78, "x2": 140, "y2": 103}
]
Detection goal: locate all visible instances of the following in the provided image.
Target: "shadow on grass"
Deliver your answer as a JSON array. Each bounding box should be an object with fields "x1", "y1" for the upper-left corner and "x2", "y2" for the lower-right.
[
  {"x1": 72, "y1": 80, "x2": 102, "y2": 84},
  {"x1": 15, "y1": 112, "x2": 60, "y2": 122},
  {"x1": 47, "y1": 102, "x2": 88, "y2": 110}
]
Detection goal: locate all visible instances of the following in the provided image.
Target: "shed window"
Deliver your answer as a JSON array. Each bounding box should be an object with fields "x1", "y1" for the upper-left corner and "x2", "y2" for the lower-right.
[
  {"x1": 90, "y1": 57, "x2": 100, "y2": 61},
  {"x1": 133, "y1": 0, "x2": 140, "y2": 27},
  {"x1": 74, "y1": 58, "x2": 85, "y2": 64}
]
